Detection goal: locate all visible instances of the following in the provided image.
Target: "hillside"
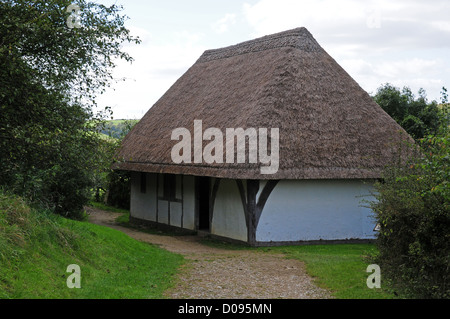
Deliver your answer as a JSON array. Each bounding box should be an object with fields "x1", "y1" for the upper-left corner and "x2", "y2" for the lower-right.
[
  {"x1": 98, "y1": 119, "x2": 140, "y2": 139},
  {"x1": 0, "y1": 191, "x2": 182, "y2": 299}
]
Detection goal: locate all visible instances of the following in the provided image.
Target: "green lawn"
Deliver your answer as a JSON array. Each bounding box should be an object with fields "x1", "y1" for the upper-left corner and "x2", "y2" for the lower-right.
[
  {"x1": 268, "y1": 244, "x2": 397, "y2": 299},
  {"x1": 0, "y1": 194, "x2": 184, "y2": 299},
  {"x1": 200, "y1": 237, "x2": 398, "y2": 299}
]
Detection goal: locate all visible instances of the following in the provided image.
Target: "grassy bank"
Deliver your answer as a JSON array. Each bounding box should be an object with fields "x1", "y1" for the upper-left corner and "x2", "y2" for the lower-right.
[{"x1": 0, "y1": 192, "x2": 183, "y2": 299}]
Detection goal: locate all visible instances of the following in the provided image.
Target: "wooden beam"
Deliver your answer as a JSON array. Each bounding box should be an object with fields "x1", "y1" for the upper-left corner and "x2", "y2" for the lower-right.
[
  {"x1": 209, "y1": 178, "x2": 220, "y2": 228},
  {"x1": 235, "y1": 180, "x2": 248, "y2": 227},
  {"x1": 255, "y1": 180, "x2": 279, "y2": 229},
  {"x1": 246, "y1": 179, "x2": 259, "y2": 245},
  {"x1": 236, "y1": 179, "x2": 279, "y2": 245}
]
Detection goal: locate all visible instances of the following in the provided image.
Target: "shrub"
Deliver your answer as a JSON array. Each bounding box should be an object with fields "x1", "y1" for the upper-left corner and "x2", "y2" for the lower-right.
[
  {"x1": 105, "y1": 170, "x2": 130, "y2": 210},
  {"x1": 370, "y1": 130, "x2": 449, "y2": 298}
]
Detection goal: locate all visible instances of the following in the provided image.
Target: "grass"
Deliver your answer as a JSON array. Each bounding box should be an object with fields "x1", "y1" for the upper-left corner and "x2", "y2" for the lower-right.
[
  {"x1": 267, "y1": 244, "x2": 397, "y2": 299},
  {"x1": 1, "y1": 192, "x2": 399, "y2": 299},
  {"x1": 88, "y1": 200, "x2": 129, "y2": 215},
  {"x1": 0, "y1": 192, "x2": 184, "y2": 299},
  {"x1": 93, "y1": 202, "x2": 196, "y2": 237},
  {"x1": 198, "y1": 237, "x2": 398, "y2": 298},
  {"x1": 88, "y1": 201, "x2": 131, "y2": 226}
]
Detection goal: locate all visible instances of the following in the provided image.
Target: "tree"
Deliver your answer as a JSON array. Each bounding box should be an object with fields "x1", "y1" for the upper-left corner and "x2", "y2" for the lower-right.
[
  {"x1": 93, "y1": 119, "x2": 138, "y2": 210},
  {"x1": 373, "y1": 84, "x2": 442, "y2": 139},
  {"x1": 370, "y1": 129, "x2": 449, "y2": 298},
  {"x1": 0, "y1": 0, "x2": 140, "y2": 219},
  {"x1": 370, "y1": 95, "x2": 449, "y2": 298}
]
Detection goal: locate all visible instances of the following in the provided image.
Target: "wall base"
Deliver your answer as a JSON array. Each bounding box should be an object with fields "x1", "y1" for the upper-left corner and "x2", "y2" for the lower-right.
[
  {"x1": 129, "y1": 216, "x2": 375, "y2": 247},
  {"x1": 252, "y1": 238, "x2": 375, "y2": 247},
  {"x1": 129, "y1": 216, "x2": 197, "y2": 236}
]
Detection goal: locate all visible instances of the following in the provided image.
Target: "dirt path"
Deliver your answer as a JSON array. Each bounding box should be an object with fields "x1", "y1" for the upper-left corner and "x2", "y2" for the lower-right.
[{"x1": 86, "y1": 207, "x2": 332, "y2": 299}]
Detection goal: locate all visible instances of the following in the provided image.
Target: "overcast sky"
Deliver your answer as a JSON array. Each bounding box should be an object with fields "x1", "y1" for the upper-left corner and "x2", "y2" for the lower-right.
[{"x1": 95, "y1": 0, "x2": 450, "y2": 119}]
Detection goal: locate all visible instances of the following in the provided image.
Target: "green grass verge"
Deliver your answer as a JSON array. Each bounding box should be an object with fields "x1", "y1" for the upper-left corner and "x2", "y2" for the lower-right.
[
  {"x1": 79, "y1": 201, "x2": 399, "y2": 299},
  {"x1": 0, "y1": 193, "x2": 184, "y2": 299},
  {"x1": 186, "y1": 236, "x2": 398, "y2": 298},
  {"x1": 269, "y1": 244, "x2": 397, "y2": 299}
]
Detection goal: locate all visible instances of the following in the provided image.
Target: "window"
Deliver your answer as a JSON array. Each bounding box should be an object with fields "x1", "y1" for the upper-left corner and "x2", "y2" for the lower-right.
[
  {"x1": 163, "y1": 174, "x2": 176, "y2": 200},
  {"x1": 140, "y1": 172, "x2": 146, "y2": 193}
]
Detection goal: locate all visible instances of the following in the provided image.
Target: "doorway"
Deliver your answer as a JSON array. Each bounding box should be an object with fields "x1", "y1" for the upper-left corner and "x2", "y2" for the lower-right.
[{"x1": 196, "y1": 176, "x2": 210, "y2": 231}]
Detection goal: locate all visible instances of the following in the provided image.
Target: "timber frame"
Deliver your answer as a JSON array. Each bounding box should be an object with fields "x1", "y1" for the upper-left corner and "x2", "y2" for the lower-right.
[
  {"x1": 236, "y1": 179, "x2": 280, "y2": 245},
  {"x1": 132, "y1": 172, "x2": 282, "y2": 246},
  {"x1": 194, "y1": 176, "x2": 280, "y2": 245}
]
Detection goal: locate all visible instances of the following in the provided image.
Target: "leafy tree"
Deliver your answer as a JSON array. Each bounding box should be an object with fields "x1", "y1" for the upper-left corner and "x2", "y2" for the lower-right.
[
  {"x1": 370, "y1": 102, "x2": 449, "y2": 298},
  {"x1": 373, "y1": 84, "x2": 442, "y2": 139},
  {"x1": 0, "y1": 0, "x2": 139, "y2": 218},
  {"x1": 93, "y1": 119, "x2": 138, "y2": 209}
]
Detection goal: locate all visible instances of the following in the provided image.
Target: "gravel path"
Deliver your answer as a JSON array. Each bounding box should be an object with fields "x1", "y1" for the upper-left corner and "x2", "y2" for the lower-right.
[{"x1": 86, "y1": 207, "x2": 332, "y2": 299}]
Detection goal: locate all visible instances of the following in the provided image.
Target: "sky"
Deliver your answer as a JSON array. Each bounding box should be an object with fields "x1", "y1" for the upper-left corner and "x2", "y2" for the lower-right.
[{"x1": 94, "y1": 0, "x2": 450, "y2": 119}]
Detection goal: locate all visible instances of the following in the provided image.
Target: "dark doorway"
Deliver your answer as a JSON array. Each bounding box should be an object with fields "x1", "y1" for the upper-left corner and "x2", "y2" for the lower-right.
[{"x1": 197, "y1": 176, "x2": 210, "y2": 231}]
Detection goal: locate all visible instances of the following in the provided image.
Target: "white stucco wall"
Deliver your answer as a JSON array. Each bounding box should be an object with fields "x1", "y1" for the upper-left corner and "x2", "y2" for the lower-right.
[
  {"x1": 256, "y1": 180, "x2": 376, "y2": 243},
  {"x1": 130, "y1": 173, "x2": 196, "y2": 230},
  {"x1": 130, "y1": 172, "x2": 157, "y2": 221},
  {"x1": 212, "y1": 179, "x2": 248, "y2": 242}
]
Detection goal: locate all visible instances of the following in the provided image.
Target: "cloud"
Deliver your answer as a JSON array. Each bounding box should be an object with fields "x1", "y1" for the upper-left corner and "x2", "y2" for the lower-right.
[
  {"x1": 96, "y1": 27, "x2": 206, "y2": 119},
  {"x1": 242, "y1": 0, "x2": 450, "y2": 51},
  {"x1": 373, "y1": 58, "x2": 440, "y2": 79},
  {"x1": 339, "y1": 57, "x2": 444, "y2": 100},
  {"x1": 212, "y1": 13, "x2": 237, "y2": 33},
  {"x1": 241, "y1": 0, "x2": 450, "y2": 100},
  {"x1": 96, "y1": 1, "x2": 450, "y2": 118}
]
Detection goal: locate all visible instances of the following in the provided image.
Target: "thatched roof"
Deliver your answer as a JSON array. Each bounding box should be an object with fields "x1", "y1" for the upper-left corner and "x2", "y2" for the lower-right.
[{"x1": 114, "y1": 27, "x2": 413, "y2": 180}]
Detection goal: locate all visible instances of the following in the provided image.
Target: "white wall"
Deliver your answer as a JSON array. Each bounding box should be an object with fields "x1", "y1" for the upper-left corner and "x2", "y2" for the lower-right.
[
  {"x1": 256, "y1": 180, "x2": 376, "y2": 243},
  {"x1": 130, "y1": 172, "x2": 157, "y2": 221},
  {"x1": 212, "y1": 179, "x2": 248, "y2": 242},
  {"x1": 130, "y1": 175, "x2": 375, "y2": 243},
  {"x1": 130, "y1": 173, "x2": 196, "y2": 230}
]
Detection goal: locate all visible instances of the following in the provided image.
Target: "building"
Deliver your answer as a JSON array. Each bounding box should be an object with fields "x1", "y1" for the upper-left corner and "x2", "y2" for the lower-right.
[{"x1": 113, "y1": 27, "x2": 412, "y2": 246}]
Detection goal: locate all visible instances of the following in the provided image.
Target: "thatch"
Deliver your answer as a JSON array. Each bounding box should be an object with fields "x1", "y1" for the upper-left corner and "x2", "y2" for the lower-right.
[{"x1": 114, "y1": 27, "x2": 413, "y2": 180}]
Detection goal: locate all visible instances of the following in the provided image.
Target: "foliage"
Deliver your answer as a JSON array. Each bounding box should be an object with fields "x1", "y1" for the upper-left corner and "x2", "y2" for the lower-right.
[
  {"x1": 0, "y1": 0, "x2": 139, "y2": 219},
  {"x1": 0, "y1": 190, "x2": 183, "y2": 299},
  {"x1": 92, "y1": 119, "x2": 137, "y2": 210},
  {"x1": 104, "y1": 169, "x2": 131, "y2": 209},
  {"x1": 370, "y1": 121, "x2": 449, "y2": 298},
  {"x1": 373, "y1": 84, "x2": 443, "y2": 139},
  {"x1": 99, "y1": 119, "x2": 139, "y2": 139}
]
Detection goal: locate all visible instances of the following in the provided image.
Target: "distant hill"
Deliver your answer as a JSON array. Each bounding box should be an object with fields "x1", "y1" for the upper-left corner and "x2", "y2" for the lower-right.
[{"x1": 99, "y1": 119, "x2": 139, "y2": 139}]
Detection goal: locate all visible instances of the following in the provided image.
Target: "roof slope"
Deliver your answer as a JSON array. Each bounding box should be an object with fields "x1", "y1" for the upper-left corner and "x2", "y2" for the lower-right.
[{"x1": 114, "y1": 27, "x2": 413, "y2": 180}]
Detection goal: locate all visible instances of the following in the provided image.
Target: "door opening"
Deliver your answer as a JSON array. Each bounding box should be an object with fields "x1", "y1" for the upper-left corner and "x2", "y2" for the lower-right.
[{"x1": 197, "y1": 177, "x2": 210, "y2": 231}]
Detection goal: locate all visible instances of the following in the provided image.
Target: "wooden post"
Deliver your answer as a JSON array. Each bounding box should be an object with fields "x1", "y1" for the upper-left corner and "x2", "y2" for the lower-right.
[{"x1": 246, "y1": 180, "x2": 259, "y2": 245}]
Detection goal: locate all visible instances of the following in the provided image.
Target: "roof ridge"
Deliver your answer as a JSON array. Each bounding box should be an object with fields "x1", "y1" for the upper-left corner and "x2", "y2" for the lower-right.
[{"x1": 197, "y1": 27, "x2": 323, "y2": 63}]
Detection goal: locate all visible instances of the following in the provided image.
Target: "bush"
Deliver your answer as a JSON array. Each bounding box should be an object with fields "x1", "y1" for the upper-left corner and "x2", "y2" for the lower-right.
[
  {"x1": 105, "y1": 170, "x2": 130, "y2": 210},
  {"x1": 371, "y1": 130, "x2": 449, "y2": 298}
]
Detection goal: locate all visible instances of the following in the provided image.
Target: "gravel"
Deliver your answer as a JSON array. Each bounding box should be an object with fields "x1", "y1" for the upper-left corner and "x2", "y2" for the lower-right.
[{"x1": 87, "y1": 207, "x2": 333, "y2": 299}]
